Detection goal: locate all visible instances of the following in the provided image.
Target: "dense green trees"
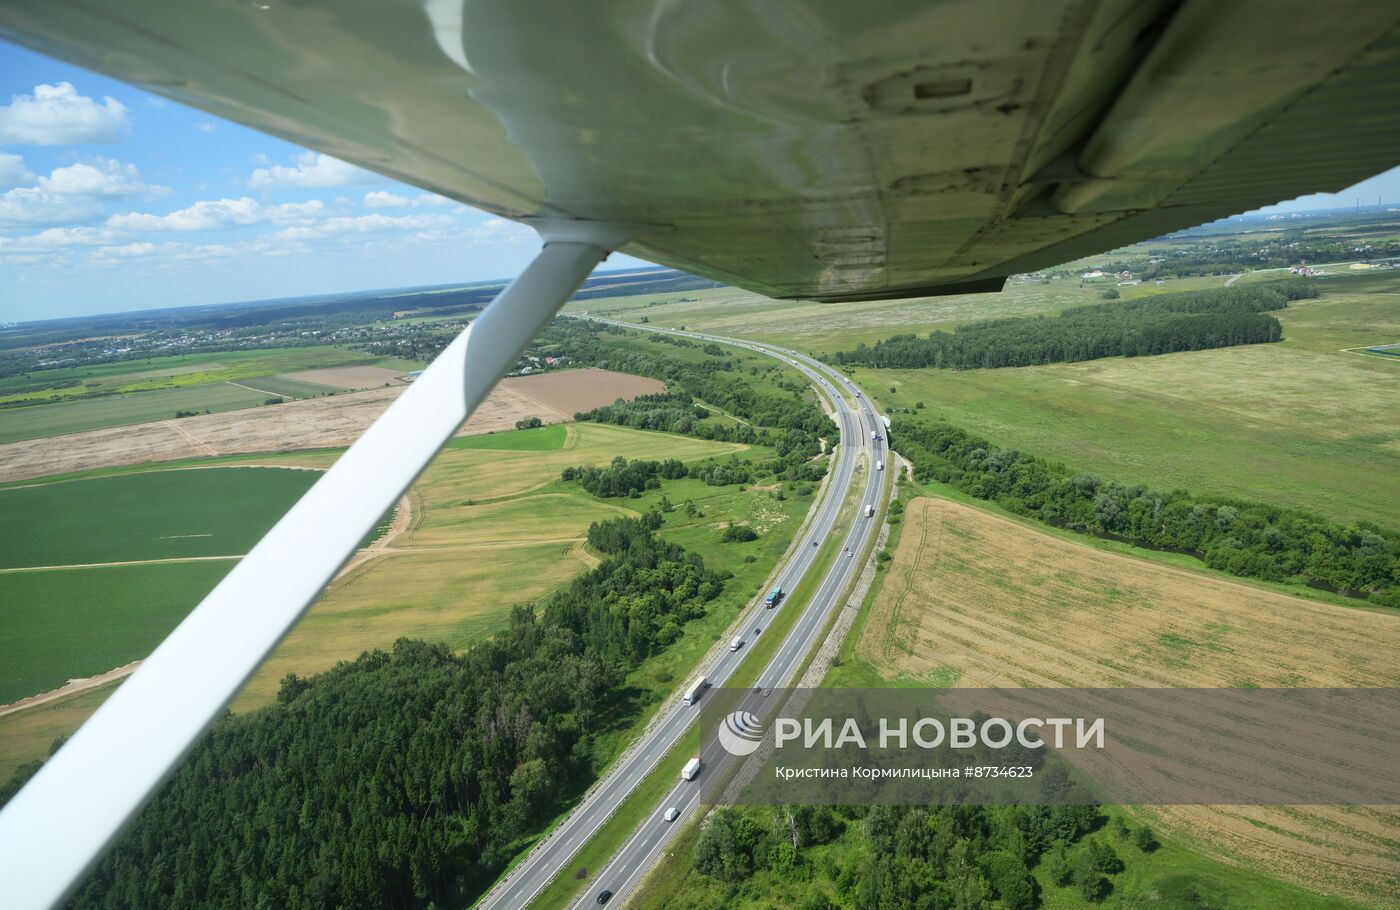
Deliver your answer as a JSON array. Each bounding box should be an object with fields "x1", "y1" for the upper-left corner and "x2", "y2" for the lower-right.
[
  {"x1": 559, "y1": 453, "x2": 760, "y2": 497},
  {"x1": 25, "y1": 517, "x2": 723, "y2": 910},
  {"x1": 721, "y1": 524, "x2": 759, "y2": 542},
  {"x1": 545, "y1": 321, "x2": 830, "y2": 482},
  {"x1": 894, "y1": 418, "x2": 1400, "y2": 607},
  {"x1": 694, "y1": 803, "x2": 1113, "y2": 906},
  {"x1": 834, "y1": 283, "x2": 1315, "y2": 370},
  {"x1": 561, "y1": 455, "x2": 686, "y2": 497}
]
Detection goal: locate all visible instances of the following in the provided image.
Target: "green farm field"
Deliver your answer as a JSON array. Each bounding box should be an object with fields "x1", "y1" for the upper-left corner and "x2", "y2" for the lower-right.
[
  {"x1": 0, "y1": 561, "x2": 235, "y2": 704},
  {"x1": 0, "y1": 346, "x2": 418, "y2": 408},
  {"x1": 0, "y1": 468, "x2": 319, "y2": 568},
  {"x1": 0, "y1": 383, "x2": 275, "y2": 444},
  {"x1": 445, "y1": 421, "x2": 568, "y2": 451},
  {"x1": 1, "y1": 420, "x2": 800, "y2": 770},
  {"x1": 867, "y1": 275, "x2": 1400, "y2": 527},
  {"x1": 587, "y1": 272, "x2": 1400, "y2": 527}
]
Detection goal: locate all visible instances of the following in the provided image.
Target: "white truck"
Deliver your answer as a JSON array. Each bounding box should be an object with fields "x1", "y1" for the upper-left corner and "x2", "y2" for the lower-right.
[
  {"x1": 865, "y1": 504, "x2": 875, "y2": 517},
  {"x1": 871, "y1": 430, "x2": 878, "y2": 441},
  {"x1": 877, "y1": 460, "x2": 884, "y2": 471},
  {"x1": 730, "y1": 636, "x2": 743, "y2": 652},
  {"x1": 682, "y1": 676, "x2": 706, "y2": 706},
  {"x1": 681, "y1": 756, "x2": 702, "y2": 781}
]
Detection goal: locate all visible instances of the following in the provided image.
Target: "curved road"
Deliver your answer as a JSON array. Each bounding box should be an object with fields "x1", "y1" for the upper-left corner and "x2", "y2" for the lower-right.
[{"x1": 475, "y1": 321, "x2": 891, "y2": 910}]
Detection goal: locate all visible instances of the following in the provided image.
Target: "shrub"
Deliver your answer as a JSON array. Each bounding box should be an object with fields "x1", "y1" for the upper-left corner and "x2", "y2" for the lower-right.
[{"x1": 722, "y1": 525, "x2": 759, "y2": 543}]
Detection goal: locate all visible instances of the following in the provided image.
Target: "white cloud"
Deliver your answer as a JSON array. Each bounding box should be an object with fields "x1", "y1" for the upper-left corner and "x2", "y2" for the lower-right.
[
  {"x1": 40, "y1": 159, "x2": 152, "y2": 198},
  {"x1": 364, "y1": 190, "x2": 458, "y2": 209},
  {"x1": 0, "y1": 226, "x2": 123, "y2": 262},
  {"x1": 0, "y1": 159, "x2": 156, "y2": 228},
  {"x1": 0, "y1": 153, "x2": 33, "y2": 189},
  {"x1": 0, "y1": 82, "x2": 131, "y2": 145},
  {"x1": 272, "y1": 212, "x2": 451, "y2": 241},
  {"x1": 249, "y1": 152, "x2": 382, "y2": 190},
  {"x1": 193, "y1": 121, "x2": 217, "y2": 133},
  {"x1": 107, "y1": 197, "x2": 323, "y2": 232},
  {"x1": 364, "y1": 191, "x2": 409, "y2": 209},
  {"x1": 93, "y1": 241, "x2": 158, "y2": 259}
]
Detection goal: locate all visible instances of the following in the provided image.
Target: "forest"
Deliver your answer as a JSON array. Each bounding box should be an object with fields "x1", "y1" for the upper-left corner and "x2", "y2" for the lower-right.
[
  {"x1": 893, "y1": 418, "x2": 1400, "y2": 607},
  {"x1": 3, "y1": 518, "x2": 725, "y2": 910},
  {"x1": 833, "y1": 283, "x2": 1315, "y2": 370},
  {"x1": 689, "y1": 801, "x2": 1146, "y2": 908}
]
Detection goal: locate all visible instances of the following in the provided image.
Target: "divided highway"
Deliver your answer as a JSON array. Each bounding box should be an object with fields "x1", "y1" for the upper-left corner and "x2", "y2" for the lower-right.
[{"x1": 475, "y1": 321, "x2": 891, "y2": 910}]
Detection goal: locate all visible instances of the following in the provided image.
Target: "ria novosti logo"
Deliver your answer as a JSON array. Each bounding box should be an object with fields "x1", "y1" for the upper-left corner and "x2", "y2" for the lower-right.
[{"x1": 717, "y1": 710, "x2": 765, "y2": 756}]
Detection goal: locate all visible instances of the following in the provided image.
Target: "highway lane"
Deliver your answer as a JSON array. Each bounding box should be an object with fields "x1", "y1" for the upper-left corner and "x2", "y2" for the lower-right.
[
  {"x1": 563, "y1": 330, "x2": 889, "y2": 909},
  {"x1": 474, "y1": 320, "x2": 888, "y2": 910}
]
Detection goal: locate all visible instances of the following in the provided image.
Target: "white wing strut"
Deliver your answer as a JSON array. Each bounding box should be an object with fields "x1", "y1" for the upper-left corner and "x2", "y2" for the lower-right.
[{"x1": 0, "y1": 221, "x2": 643, "y2": 910}]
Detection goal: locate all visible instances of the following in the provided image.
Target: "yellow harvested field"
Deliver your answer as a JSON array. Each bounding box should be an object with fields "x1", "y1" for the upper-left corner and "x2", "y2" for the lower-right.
[
  {"x1": 421, "y1": 422, "x2": 750, "y2": 502},
  {"x1": 406, "y1": 492, "x2": 633, "y2": 549},
  {"x1": 0, "y1": 368, "x2": 668, "y2": 483},
  {"x1": 859, "y1": 497, "x2": 1400, "y2": 905},
  {"x1": 231, "y1": 542, "x2": 595, "y2": 709},
  {"x1": 0, "y1": 680, "x2": 120, "y2": 780},
  {"x1": 230, "y1": 422, "x2": 750, "y2": 710}
]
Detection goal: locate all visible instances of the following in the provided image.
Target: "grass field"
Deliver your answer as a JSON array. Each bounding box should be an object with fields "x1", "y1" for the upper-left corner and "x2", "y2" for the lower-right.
[
  {"x1": 0, "y1": 384, "x2": 278, "y2": 444},
  {"x1": 868, "y1": 279, "x2": 1400, "y2": 527},
  {"x1": 584, "y1": 272, "x2": 1400, "y2": 528},
  {"x1": 444, "y1": 421, "x2": 568, "y2": 451},
  {"x1": 0, "y1": 468, "x2": 318, "y2": 568},
  {"x1": 229, "y1": 543, "x2": 598, "y2": 708},
  {"x1": 0, "y1": 679, "x2": 121, "y2": 780},
  {"x1": 833, "y1": 494, "x2": 1400, "y2": 906},
  {"x1": 225, "y1": 421, "x2": 796, "y2": 710},
  {"x1": 0, "y1": 561, "x2": 236, "y2": 704},
  {"x1": 231, "y1": 374, "x2": 341, "y2": 399}
]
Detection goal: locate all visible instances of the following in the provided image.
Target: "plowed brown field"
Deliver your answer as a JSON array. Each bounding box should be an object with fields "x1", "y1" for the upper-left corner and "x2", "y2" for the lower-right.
[{"x1": 0, "y1": 368, "x2": 665, "y2": 483}]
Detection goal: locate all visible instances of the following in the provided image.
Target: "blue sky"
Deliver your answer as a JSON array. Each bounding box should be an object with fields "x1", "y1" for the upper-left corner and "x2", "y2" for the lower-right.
[
  {"x1": 1, "y1": 38, "x2": 1397, "y2": 323},
  {"x1": 0, "y1": 40, "x2": 653, "y2": 323}
]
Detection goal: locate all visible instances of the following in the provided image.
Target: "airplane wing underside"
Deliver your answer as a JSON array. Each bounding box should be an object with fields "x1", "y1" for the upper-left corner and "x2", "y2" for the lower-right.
[{"x1": 2, "y1": 0, "x2": 1398, "y2": 301}]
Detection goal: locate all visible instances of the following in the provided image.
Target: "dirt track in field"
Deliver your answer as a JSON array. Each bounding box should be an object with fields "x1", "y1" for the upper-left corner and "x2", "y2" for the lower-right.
[
  {"x1": 0, "y1": 368, "x2": 663, "y2": 483},
  {"x1": 859, "y1": 497, "x2": 1400, "y2": 906}
]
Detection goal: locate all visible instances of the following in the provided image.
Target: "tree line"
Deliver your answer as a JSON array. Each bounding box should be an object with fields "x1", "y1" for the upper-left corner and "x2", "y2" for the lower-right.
[
  {"x1": 893, "y1": 418, "x2": 1400, "y2": 607},
  {"x1": 833, "y1": 283, "x2": 1315, "y2": 370},
  {"x1": 561, "y1": 454, "x2": 761, "y2": 498},
  {"x1": 4, "y1": 517, "x2": 724, "y2": 909}
]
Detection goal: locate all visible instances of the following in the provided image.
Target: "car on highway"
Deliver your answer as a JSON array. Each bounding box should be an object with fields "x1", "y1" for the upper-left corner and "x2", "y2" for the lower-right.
[
  {"x1": 663, "y1": 807, "x2": 680, "y2": 822},
  {"x1": 597, "y1": 890, "x2": 613, "y2": 904},
  {"x1": 753, "y1": 626, "x2": 761, "y2": 634}
]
